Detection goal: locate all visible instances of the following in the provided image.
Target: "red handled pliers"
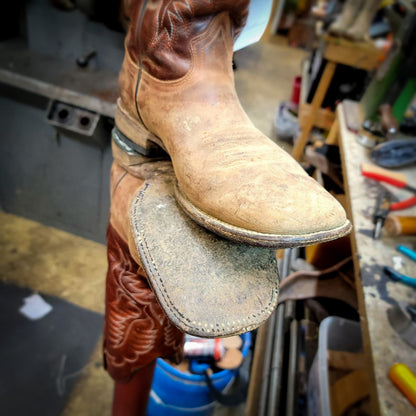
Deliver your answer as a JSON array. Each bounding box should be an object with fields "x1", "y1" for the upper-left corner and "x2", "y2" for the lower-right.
[{"x1": 361, "y1": 163, "x2": 416, "y2": 211}]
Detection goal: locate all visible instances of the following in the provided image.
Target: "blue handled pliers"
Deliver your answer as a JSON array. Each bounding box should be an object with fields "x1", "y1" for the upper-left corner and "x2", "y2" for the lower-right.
[{"x1": 384, "y1": 245, "x2": 416, "y2": 288}]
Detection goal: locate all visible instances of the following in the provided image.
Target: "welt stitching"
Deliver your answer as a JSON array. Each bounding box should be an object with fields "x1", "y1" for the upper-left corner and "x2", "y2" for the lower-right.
[{"x1": 131, "y1": 183, "x2": 278, "y2": 334}]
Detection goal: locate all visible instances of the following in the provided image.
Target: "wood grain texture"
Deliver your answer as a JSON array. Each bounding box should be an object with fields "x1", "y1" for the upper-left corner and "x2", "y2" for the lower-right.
[{"x1": 338, "y1": 103, "x2": 416, "y2": 415}]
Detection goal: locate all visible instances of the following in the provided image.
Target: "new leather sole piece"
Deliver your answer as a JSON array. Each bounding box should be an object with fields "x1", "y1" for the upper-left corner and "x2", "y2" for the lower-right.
[
  {"x1": 129, "y1": 173, "x2": 280, "y2": 337},
  {"x1": 175, "y1": 185, "x2": 352, "y2": 248}
]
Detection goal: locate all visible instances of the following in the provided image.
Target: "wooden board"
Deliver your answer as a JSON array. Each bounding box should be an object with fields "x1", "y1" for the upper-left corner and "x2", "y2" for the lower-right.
[
  {"x1": 337, "y1": 103, "x2": 416, "y2": 415},
  {"x1": 299, "y1": 103, "x2": 335, "y2": 131},
  {"x1": 323, "y1": 35, "x2": 385, "y2": 71}
]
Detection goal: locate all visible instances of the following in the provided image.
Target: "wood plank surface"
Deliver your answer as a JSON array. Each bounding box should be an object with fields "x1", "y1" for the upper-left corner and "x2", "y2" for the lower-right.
[
  {"x1": 323, "y1": 35, "x2": 385, "y2": 71},
  {"x1": 299, "y1": 103, "x2": 335, "y2": 131},
  {"x1": 337, "y1": 103, "x2": 416, "y2": 415}
]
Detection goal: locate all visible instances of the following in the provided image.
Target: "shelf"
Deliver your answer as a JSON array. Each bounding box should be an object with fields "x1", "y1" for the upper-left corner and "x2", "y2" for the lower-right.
[
  {"x1": 299, "y1": 102, "x2": 335, "y2": 131},
  {"x1": 322, "y1": 34, "x2": 386, "y2": 71}
]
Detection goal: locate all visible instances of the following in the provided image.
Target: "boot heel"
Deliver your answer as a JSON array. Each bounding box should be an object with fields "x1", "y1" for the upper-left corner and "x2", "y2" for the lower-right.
[{"x1": 115, "y1": 99, "x2": 166, "y2": 157}]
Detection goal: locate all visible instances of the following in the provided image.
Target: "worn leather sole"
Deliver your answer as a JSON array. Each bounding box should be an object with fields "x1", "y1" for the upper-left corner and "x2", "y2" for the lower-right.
[
  {"x1": 129, "y1": 171, "x2": 280, "y2": 337},
  {"x1": 115, "y1": 100, "x2": 352, "y2": 248}
]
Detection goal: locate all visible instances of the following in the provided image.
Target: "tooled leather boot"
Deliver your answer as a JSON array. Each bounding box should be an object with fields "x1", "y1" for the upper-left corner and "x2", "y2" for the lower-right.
[{"x1": 115, "y1": 0, "x2": 351, "y2": 247}]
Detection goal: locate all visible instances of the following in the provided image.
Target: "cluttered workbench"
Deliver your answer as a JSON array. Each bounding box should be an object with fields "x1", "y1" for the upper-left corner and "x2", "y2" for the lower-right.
[{"x1": 337, "y1": 103, "x2": 416, "y2": 415}]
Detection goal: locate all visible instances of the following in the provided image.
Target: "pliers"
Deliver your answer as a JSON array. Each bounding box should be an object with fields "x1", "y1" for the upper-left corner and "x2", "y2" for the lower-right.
[
  {"x1": 361, "y1": 163, "x2": 416, "y2": 211},
  {"x1": 384, "y1": 245, "x2": 416, "y2": 289}
]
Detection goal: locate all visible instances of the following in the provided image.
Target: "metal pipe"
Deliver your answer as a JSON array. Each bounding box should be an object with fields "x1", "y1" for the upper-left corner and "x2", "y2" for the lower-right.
[
  {"x1": 258, "y1": 312, "x2": 277, "y2": 416},
  {"x1": 282, "y1": 248, "x2": 292, "y2": 278},
  {"x1": 266, "y1": 248, "x2": 293, "y2": 415},
  {"x1": 286, "y1": 319, "x2": 299, "y2": 416},
  {"x1": 266, "y1": 303, "x2": 285, "y2": 416}
]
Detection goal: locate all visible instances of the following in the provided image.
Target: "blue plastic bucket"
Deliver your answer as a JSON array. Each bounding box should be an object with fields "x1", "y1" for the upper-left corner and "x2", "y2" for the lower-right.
[{"x1": 147, "y1": 332, "x2": 251, "y2": 416}]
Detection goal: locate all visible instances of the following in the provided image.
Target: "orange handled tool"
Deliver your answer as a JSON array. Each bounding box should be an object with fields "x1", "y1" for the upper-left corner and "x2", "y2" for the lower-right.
[{"x1": 385, "y1": 215, "x2": 416, "y2": 235}]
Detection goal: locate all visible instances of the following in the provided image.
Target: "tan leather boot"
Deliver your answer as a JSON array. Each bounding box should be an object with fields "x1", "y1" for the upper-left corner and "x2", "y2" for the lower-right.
[
  {"x1": 109, "y1": 132, "x2": 280, "y2": 337},
  {"x1": 116, "y1": 0, "x2": 351, "y2": 247}
]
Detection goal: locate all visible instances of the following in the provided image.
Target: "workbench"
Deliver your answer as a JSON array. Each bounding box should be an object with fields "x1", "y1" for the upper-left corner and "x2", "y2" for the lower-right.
[{"x1": 337, "y1": 103, "x2": 416, "y2": 415}]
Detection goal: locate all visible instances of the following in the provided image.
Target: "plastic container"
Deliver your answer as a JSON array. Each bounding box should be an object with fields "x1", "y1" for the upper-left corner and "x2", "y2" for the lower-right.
[
  {"x1": 147, "y1": 332, "x2": 251, "y2": 416},
  {"x1": 307, "y1": 317, "x2": 362, "y2": 416}
]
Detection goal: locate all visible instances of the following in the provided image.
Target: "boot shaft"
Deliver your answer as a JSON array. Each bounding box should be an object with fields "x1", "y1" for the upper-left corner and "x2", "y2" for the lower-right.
[{"x1": 124, "y1": 0, "x2": 250, "y2": 80}]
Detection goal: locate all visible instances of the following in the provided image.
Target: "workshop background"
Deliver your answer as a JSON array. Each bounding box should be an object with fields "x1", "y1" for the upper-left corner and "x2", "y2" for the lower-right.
[{"x1": 1, "y1": 0, "x2": 415, "y2": 415}]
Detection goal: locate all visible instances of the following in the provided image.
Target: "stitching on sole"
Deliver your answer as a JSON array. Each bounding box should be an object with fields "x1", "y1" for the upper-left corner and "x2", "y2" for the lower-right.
[{"x1": 130, "y1": 181, "x2": 279, "y2": 336}]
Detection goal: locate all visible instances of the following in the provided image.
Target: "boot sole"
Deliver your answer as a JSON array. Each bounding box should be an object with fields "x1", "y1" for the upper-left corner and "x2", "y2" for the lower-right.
[
  {"x1": 116, "y1": 100, "x2": 352, "y2": 247},
  {"x1": 175, "y1": 185, "x2": 352, "y2": 247}
]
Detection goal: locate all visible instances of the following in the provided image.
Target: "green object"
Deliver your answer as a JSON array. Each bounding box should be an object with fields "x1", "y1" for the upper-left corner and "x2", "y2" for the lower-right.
[
  {"x1": 393, "y1": 78, "x2": 416, "y2": 123},
  {"x1": 362, "y1": 53, "x2": 402, "y2": 121}
]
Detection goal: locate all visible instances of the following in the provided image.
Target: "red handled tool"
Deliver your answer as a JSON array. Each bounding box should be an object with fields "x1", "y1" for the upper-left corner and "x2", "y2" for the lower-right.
[{"x1": 361, "y1": 163, "x2": 416, "y2": 211}]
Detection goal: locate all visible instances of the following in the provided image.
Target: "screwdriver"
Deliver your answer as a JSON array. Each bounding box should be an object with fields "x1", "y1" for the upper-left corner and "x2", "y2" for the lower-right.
[{"x1": 373, "y1": 191, "x2": 392, "y2": 239}]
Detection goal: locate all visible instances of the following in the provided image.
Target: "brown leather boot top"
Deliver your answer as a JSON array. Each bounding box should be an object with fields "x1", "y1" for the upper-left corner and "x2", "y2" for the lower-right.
[{"x1": 125, "y1": 0, "x2": 250, "y2": 80}]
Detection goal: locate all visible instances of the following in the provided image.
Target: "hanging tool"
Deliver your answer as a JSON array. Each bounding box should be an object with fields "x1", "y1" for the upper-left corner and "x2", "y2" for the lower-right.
[
  {"x1": 362, "y1": 163, "x2": 416, "y2": 211},
  {"x1": 373, "y1": 191, "x2": 393, "y2": 239}
]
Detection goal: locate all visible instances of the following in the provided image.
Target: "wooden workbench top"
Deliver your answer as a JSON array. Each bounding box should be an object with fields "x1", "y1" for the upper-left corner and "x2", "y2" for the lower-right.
[{"x1": 337, "y1": 104, "x2": 416, "y2": 415}]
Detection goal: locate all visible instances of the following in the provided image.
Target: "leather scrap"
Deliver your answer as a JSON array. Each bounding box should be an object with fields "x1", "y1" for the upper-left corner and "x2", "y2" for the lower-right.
[{"x1": 278, "y1": 258, "x2": 358, "y2": 310}]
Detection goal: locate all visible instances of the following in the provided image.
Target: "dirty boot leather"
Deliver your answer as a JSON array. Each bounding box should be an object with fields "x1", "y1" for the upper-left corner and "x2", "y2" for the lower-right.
[
  {"x1": 116, "y1": 0, "x2": 351, "y2": 247},
  {"x1": 328, "y1": 0, "x2": 363, "y2": 37},
  {"x1": 344, "y1": 0, "x2": 381, "y2": 41},
  {"x1": 109, "y1": 131, "x2": 280, "y2": 337}
]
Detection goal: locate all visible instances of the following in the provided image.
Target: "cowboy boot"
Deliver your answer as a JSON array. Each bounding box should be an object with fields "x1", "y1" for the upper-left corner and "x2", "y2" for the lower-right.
[
  {"x1": 328, "y1": 0, "x2": 363, "y2": 37},
  {"x1": 109, "y1": 130, "x2": 280, "y2": 337},
  {"x1": 104, "y1": 219, "x2": 184, "y2": 415},
  {"x1": 116, "y1": 0, "x2": 351, "y2": 247},
  {"x1": 344, "y1": 0, "x2": 381, "y2": 41}
]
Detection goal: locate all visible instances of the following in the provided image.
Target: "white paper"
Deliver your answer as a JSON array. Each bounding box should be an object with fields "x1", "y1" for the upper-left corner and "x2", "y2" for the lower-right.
[
  {"x1": 393, "y1": 256, "x2": 404, "y2": 271},
  {"x1": 19, "y1": 294, "x2": 53, "y2": 320}
]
